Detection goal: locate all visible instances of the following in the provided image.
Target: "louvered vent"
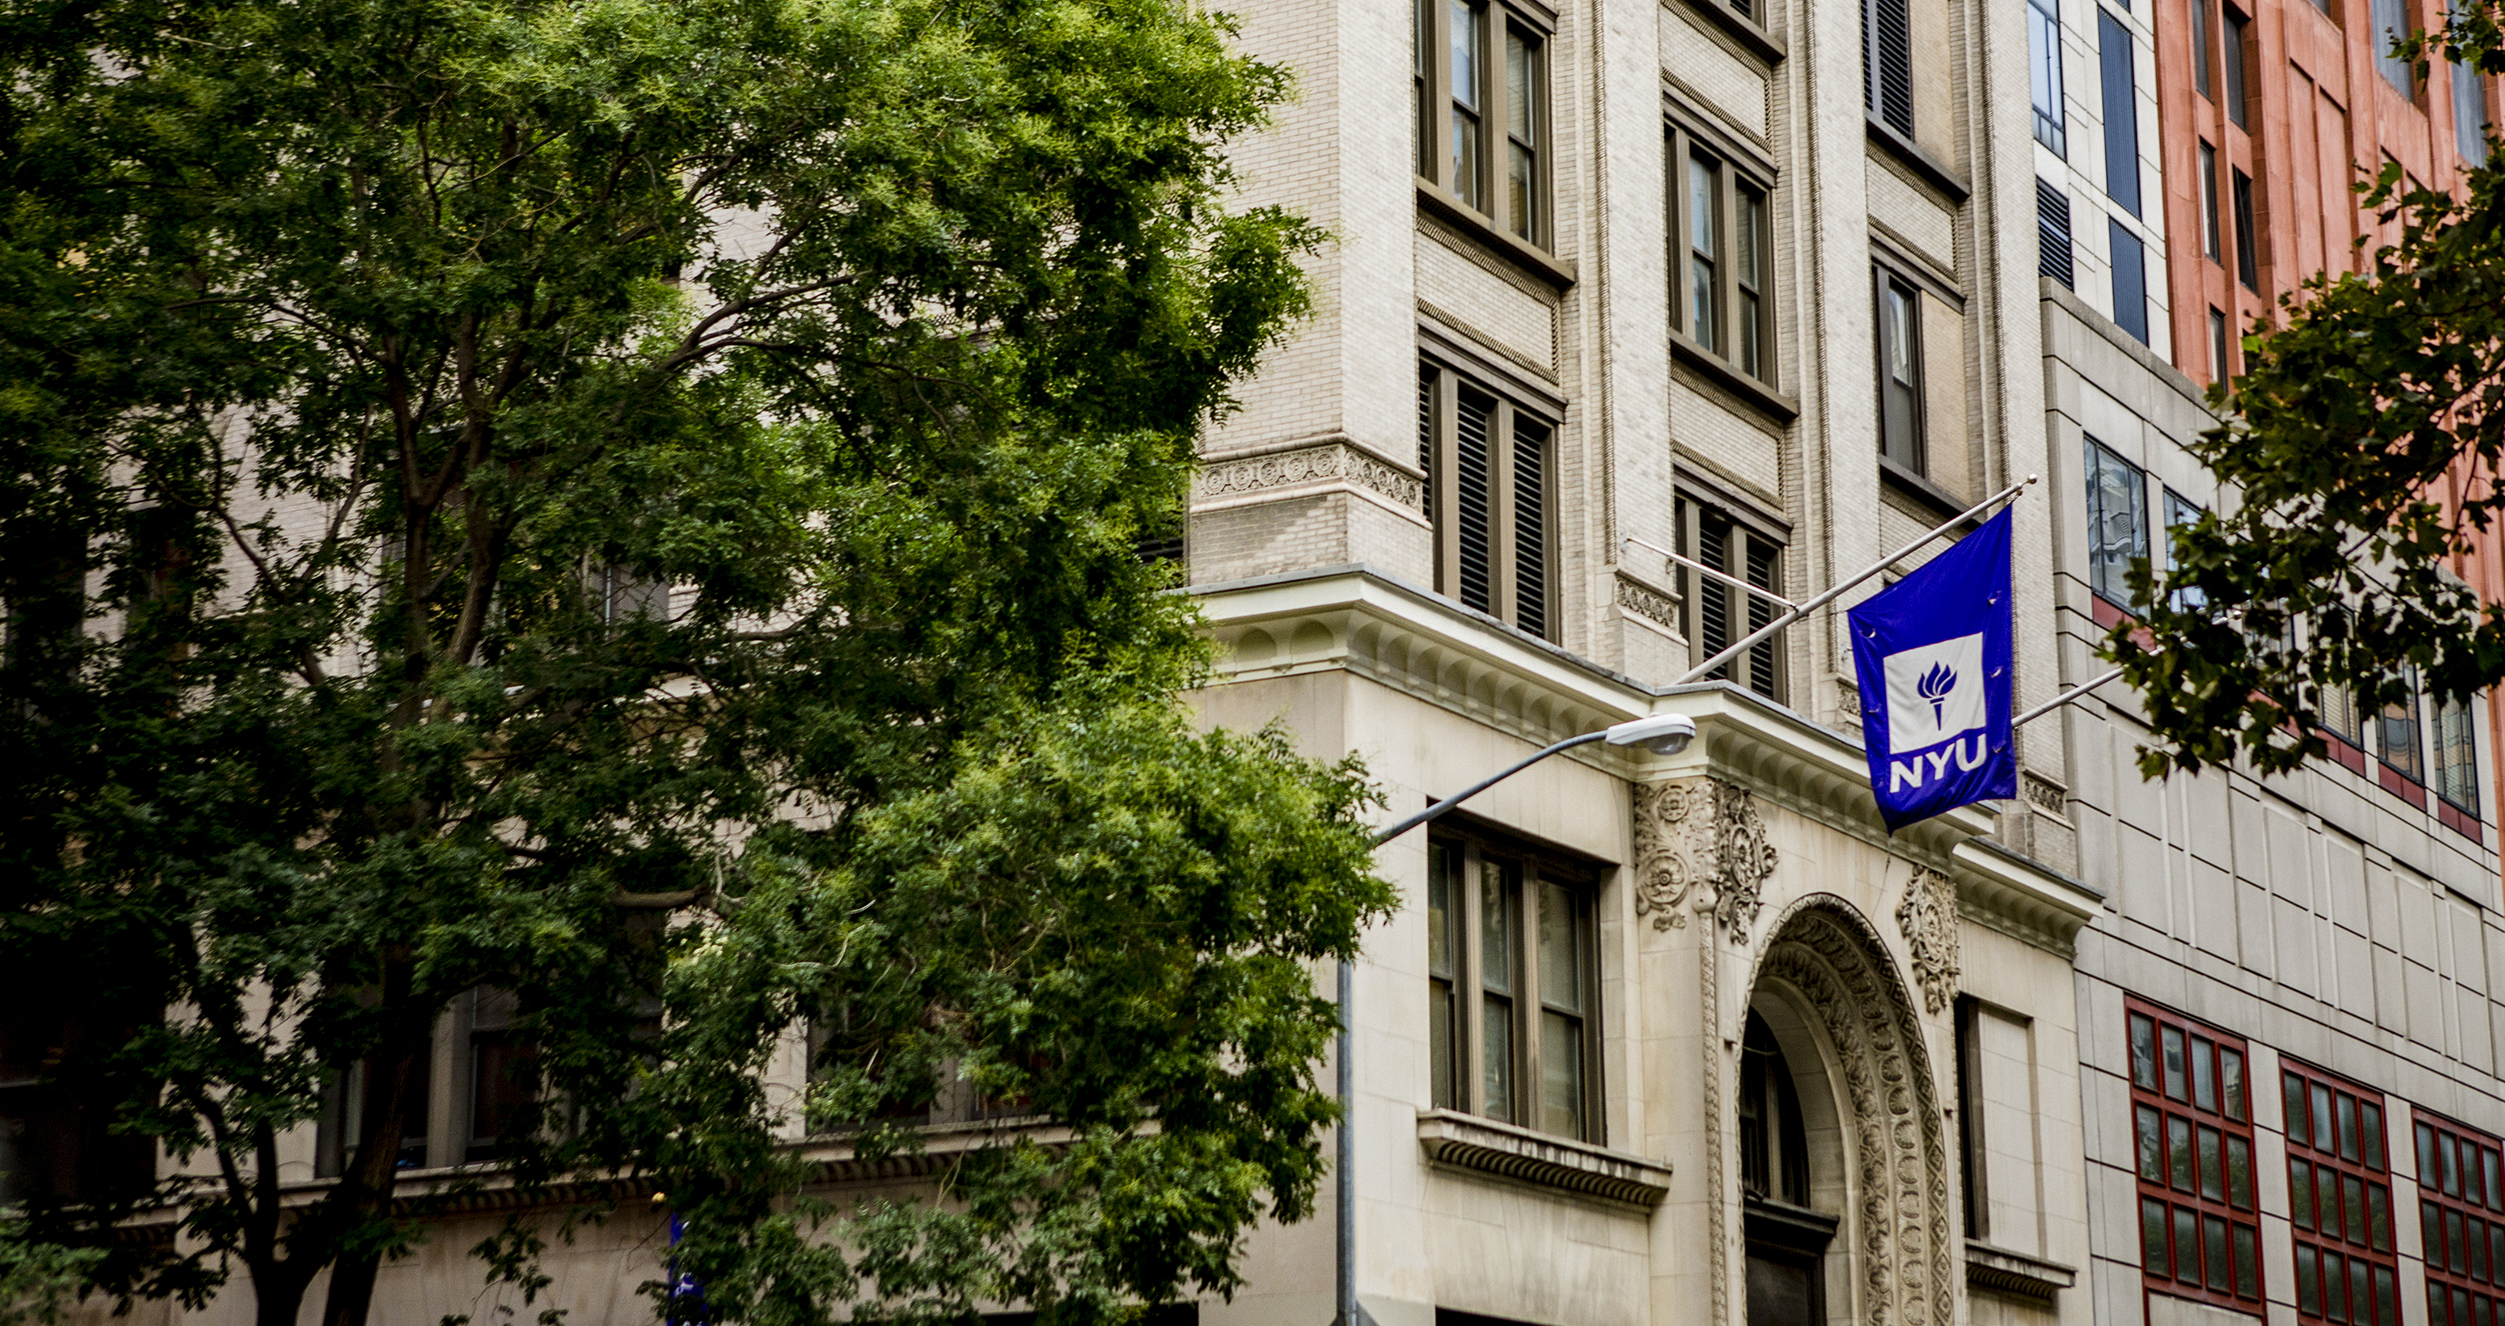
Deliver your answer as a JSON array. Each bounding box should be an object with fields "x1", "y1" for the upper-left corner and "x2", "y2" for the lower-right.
[
  {"x1": 1868, "y1": 0, "x2": 1914, "y2": 133},
  {"x1": 2037, "y1": 178, "x2": 2075, "y2": 289},
  {"x1": 1512, "y1": 421, "x2": 1549, "y2": 639},
  {"x1": 1454, "y1": 390, "x2": 1494, "y2": 615}
]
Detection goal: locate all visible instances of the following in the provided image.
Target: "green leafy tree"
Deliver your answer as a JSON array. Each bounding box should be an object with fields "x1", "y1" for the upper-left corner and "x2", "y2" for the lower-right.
[
  {"x1": 2114, "y1": 11, "x2": 2505, "y2": 776},
  {"x1": 0, "y1": 6, "x2": 1390, "y2": 1326}
]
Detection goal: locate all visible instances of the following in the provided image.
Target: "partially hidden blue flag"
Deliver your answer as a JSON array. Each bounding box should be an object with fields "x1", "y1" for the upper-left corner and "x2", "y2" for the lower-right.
[{"x1": 1848, "y1": 506, "x2": 2017, "y2": 831}]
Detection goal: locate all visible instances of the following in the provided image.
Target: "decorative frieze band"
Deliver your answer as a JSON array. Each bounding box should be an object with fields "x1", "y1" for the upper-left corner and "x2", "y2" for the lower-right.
[
  {"x1": 1194, "y1": 441, "x2": 1424, "y2": 511},
  {"x1": 1614, "y1": 573, "x2": 1680, "y2": 630}
]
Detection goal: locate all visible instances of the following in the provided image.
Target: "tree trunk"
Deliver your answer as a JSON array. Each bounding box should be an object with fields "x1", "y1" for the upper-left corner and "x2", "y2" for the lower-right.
[{"x1": 316, "y1": 970, "x2": 428, "y2": 1326}]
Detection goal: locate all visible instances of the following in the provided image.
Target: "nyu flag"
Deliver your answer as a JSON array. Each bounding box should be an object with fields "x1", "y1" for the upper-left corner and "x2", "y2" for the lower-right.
[{"x1": 1848, "y1": 507, "x2": 2016, "y2": 831}]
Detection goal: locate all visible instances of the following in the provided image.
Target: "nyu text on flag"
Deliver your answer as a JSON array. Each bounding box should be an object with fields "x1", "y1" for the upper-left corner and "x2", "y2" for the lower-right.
[{"x1": 1847, "y1": 506, "x2": 2016, "y2": 831}]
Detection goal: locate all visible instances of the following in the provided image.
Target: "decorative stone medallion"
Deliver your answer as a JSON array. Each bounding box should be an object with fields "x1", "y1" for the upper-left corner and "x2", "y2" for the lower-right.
[
  {"x1": 1895, "y1": 866, "x2": 1960, "y2": 1015},
  {"x1": 1631, "y1": 777, "x2": 1779, "y2": 938}
]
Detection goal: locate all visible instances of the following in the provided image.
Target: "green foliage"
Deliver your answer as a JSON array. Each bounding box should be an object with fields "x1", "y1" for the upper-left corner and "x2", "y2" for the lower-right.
[
  {"x1": 0, "y1": 2, "x2": 1382, "y2": 1326},
  {"x1": 0, "y1": 1221, "x2": 105, "y2": 1326},
  {"x1": 2115, "y1": 6, "x2": 2505, "y2": 776}
]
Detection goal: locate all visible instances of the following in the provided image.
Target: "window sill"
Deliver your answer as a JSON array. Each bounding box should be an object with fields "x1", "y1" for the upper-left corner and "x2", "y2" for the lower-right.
[
  {"x1": 1415, "y1": 180, "x2": 1579, "y2": 291},
  {"x1": 1865, "y1": 116, "x2": 1971, "y2": 203},
  {"x1": 1415, "y1": 1108, "x2": 1670, "y2": 1206},
  {"x1": 1966, "y1": 1240, "x2": 2077, "y2": 1302},
  {"x1": 1670, "y1": 331, "x2": 1798, "y2": 420},
  {"x1": 2323, "y1": 732, "x2": 2368, "y2": 776},
  {"x1": 2440, "y1": 798, "x2": 2485, "y2": 844},
  {"x1": 1877, "y1": 455, "x2": 1971, "y2": 522},
  {"x1": 1673, "y1": 0, "x2": 1787, "y2": 62}
]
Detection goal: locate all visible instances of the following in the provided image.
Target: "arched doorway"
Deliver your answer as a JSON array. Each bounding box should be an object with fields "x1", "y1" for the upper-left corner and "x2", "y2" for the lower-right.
[{"x1": 1738, "y1": 903, "x2": 1955, "y2": 1326}]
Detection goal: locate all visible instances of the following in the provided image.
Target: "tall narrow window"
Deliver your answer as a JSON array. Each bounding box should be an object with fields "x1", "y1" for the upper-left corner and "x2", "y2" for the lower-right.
[
  {"x1": 2457, "y1": 34, "x2": 2492, "y2": 165},
  {"x1": 2039, "y1": 179, "x2": 2077, "y2": 287},
  {"x1": 1666, "y1": 124, "x2": 1778, "y2": 386},
  {"x1": 1876, "y1": 270, "x2": 1925, "y2": 470},
  {"x1": 2110, "y1": 220, "x2": 2149, "y2": 344},
  {"x1": 2085, "y1": 437, "x2": 2149, "y2": 611},
  {"x1": 2374, "y1": 0, "x2": 2413, "y2": 93},
  {"x1": 1736, "y1": 183, "x2": 1768, "y2": 379},
  {"x1": 2437, "y1": 694, "x2": 2482, "y2": 821},
  {"x1": 2210, "y1": 307, "x2": 2232, "y2": 383},
  {"x1": 2162, "y1": 489, "x2": 2207, "y2": 611},
  {"x1": 1416, "y1": 0, "x2": 1434, "y2": 177},
  {"x1": 2381, "y1": 669, "x2": 2427, "y2": 785},
  {"x1": 2195, "y1": 0, "x2": 2216, "y2": 99},
  {"x1": 2100, "y1": 9, "x2": 2142, "y2": 216},
  {"x1": 2031, "y1": 0, "x2": 2068, "y2": 153},
  {"x1": 1689, "y1": 154, "x2": 1721, "y2": 355},
  {"x1": 1866, "y1": 0, "x2": 1915, "y2": 133},
  {"x1": 1739, "y1": 1011, "x2": 1811, "y2": 1204},
  {"x1": 1426, "y1": 827, "x2": 1600, "y2": 1141},
  {"x1": 2416, "y1": 1113, "x2": 2505, "y2": 1325},
  {"x1": 467, "y1": 988, "x2": 536, "y2": 1162},
  {"x1": 2232, "y1": 168, "x2": 2260, "y2": 290},
  {"x1": 1505, "y1": 28, "x2": 1542, "y2": 241},
  {"x1": 1417, "y1": 360, "x2": 1556, "y2": 637},
  {"x1": 1418, "y1": 0, "x2": 1552, "y2": 244},
  {"x1": 1677, "y1": 496, "x2": 1787, "y2": 701},
  {"x1": 2128, "y1": 1004, "x2": 2263, "y2": 1307},
  {"x1": 2223, "y1": 7, "x2": 2251, "y2": 127},
  {"x1": 1450, "y1": 0, "x2": 1487, "y2": 211},
  {"x1": 2284, "y1": 1064, "x2": 2396, "y2": 1325},
  {"x1": 2201, "y1": 142, "x2": 2224, "y2": 260}
]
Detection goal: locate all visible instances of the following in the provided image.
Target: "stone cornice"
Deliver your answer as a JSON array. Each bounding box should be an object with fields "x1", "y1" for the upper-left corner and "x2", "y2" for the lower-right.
[{"x1": 1192, "y1": 566, "x2": 2105, "y2": 953}]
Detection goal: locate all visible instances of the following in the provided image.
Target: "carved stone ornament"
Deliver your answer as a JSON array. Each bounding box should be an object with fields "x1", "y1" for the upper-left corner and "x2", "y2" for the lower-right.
[
  {"x1": 1630, "y1": 778, "x2": 1779, "y2": 936},
  {"x1": 1613, "y1": 573, "x2": 1679, "y2": 629},
  {"x1": 1194, "y1": 442, "x2": 1424, "y2": 510},
  {"x1": 1895, "y1": 866, "x2": 1960, "y2": 1015}
]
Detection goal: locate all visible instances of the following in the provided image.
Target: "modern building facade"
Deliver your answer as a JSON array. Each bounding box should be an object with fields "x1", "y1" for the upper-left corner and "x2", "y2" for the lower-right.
[{"x1": 24, "y1": 0, "x2": 2505, "y2": 1325}]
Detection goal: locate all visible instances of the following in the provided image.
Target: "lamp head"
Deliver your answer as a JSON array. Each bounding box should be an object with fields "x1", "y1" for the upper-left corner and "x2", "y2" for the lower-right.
[{"x1": 1603, "y1": 713, "x2": 1695, "y2": 756}]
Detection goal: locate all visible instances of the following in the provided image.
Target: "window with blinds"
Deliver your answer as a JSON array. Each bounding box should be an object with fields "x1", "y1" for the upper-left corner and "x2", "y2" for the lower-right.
[
  {"x1": 1864, "y1": 0, "x2": 1913, "y2": 133},
  {"x1": 1426, "y1": 826, "x2": 1599, "y2": 1141},
  {"x1": 2037, "y1": 179, "x2": 2075, "y2": 288},
  {"x1": 1418, "y1": 360, "x2": 1556, "y2": 639},
  {"x1": 1675, "y1": 495, "x2": 1785, "y2": 702}
]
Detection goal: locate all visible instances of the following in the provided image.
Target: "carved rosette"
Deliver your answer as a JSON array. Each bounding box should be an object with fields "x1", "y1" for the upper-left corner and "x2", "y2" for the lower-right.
[
  {"x1": 1895, "y1": 867, "x2": 1961, "y2": 1015},
  {"x1": 1194, "y1": 442, "x2": 1424, "y2": 510},
  {"x1": 1629, "y1": 778, "x2": 1779, "y2": 939}
]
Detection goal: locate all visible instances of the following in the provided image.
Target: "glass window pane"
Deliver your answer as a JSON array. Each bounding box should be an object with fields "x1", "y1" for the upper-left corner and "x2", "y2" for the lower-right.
[
  {"x1": 2487, "y1": 1148, "x2": 2502, "y2": 1210},
  {"x1": 2370, "y1": 1181, "x2": 2393, "y2": 1250},
  {"x1": 2352, "y1": 1256, "x2": 2374, "y2": 1325},
  {"x1": 1537, "y1": 882, "x2": 1581, "y2": 1012},
  {"x1": 2221, "y1": 1048, "x2": 2246, "y2": 1119},
  {"x1": 2228, "y1": 1134, "x2": 2254, "y2": 1207},
  {"x1": 2298, "y1": 1245, "x2": 2321, "y2": 1315},
  {"x1": 1688, "y1": 156, "x2": 1716, "y2": 257},
  {"x1": 2293, "y1": 1073, "x2": 2317, "y2": 1148},
  {"x1": 2170, "y1": 1114, "x2": 2196, "y2": 1190},
  {"x1": 2175, "y1": 1207, "x2": 2202, "y2": 1283},
  {"x1": 2130, "y1": 1013, "x2": 2158, "y2": 1089},
  {"x1": 1506, "y1": 29, "x2": 1532, "y2": 137},
  {"x1": 2453, "y1": 1135, "x2": 2469, "y2": 1197},
  {"x1": 2324, "y1": 1252, "x2": 2349, "y2": 1321},
  {"x1": 2314, "y1": 1082, "x2": 2336, "y2": 1150},
  {"x1": 1481, "y1": 862, "x2": 1512, "y2": 993},
  {"x1": 2454, "y1": 1207, "x2": 2471, "y2": 1274},
  {"x1": 2477, "y1": 1214, "x2": 2492, "y2": 1281},
  {"x1": 2345, "y1": 1174, "x2": 2368, "y2": 1246},
  {"x1": 2137, "y1": 1105, "x2": 2166, "y2": 1182},
  {"x1": 1482, "y1": 993, "x2": 1513, "y2": 1122},
  {"x1": 2193, "y1": 1037, "x2": 2218, "y2": 1111},
  {"x1": 2200, "y1": 1126, "x2": 2225, "y2": 1201},
  {"x1": 2204, "y1": 1216, "x2": 2230, "y2": 1291},
  {"x1": 2234, "y1": 1222, "x2": 2259, "y2": 1297},
  {"x1": 2339, "y1": 1092, "x2": 2361, "y2": 1161},
  {"x1": 2293, "y1": 1157, "x2": 2316, "y2": 1229},
  {"x1": 2362, "y1": 1101, "x2": 2385, "y2": 1168},
  {"x1": 2375, "y1": 1266, "x2": 2398, "y2": 1326},
  {"x1": 2142, "y1": 1197, "x2": 2171, "y2": 1274},
  {"x1": 1538, "y1": 1008, "x2": 1582, "y2": 1137}
]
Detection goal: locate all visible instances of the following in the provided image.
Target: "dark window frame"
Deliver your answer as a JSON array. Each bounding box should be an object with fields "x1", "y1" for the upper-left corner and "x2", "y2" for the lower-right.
[
  {"x1": 2415, "y1": 1111, "x2": 2505, "y2": 1325},
  {"x1": 2084, "y1": 435, "x2": 2150, "y2": 613},
  {"x1": 1865, "y1": 0, "x2": 1914, "y2": 133},
  {"x1": 1417, "y1": 359, "x2": 1558, "y2": 639},
  {"x1": 2231, "y1": 167, "x2": 2260, "y2": 291},
  {"x1": 2030, "y1": 0, "x2": 2067, "y2": 154},
  {"x1": 2126, "y1": 1001, "x2": 2264, "y2": 1308},
  {"x1": 1674, "y1": 491, "x2": 1788, "y2": 701},
  {"x1": 2281, "y1": 1061, "x2": 2400, "y2": 1326},
  {"x1": 1875, "y1": 266, "x2": 1926, "y2": 473},
  {"x1": 1425, "y1": 822, "x2": 1602, "y2": 1143},
  {"x1": 1418, "y1": 0, "x2": 1555, "y2": 248},
  {"x1": 1667, "y1": 120, "x2": 1778, "y2": 386}
]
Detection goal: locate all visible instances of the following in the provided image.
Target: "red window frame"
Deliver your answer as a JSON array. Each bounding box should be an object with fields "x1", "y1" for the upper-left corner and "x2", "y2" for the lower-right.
[
  {"x1": 2127, "y1": 1001, "x2": 2264, "y2": 1308},
  {"x1": 2416, "y1": 1111, "x2": 2505, "y2": 1326},
  {"x1": 2282, "y1": 1061, "x2": 2400, "y2": 1325}
]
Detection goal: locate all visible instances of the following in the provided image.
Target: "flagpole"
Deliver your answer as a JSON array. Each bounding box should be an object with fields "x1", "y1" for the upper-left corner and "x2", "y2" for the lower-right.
[
  {"x1": 2011, "y1": 664, "x2": 2127, "y2": 728},
  {"x1": 1671, "y1": 474, "x2": 2038, "y2": 687}
]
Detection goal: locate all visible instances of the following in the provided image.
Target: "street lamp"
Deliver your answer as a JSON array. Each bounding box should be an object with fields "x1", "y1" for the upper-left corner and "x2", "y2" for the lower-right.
[{"x1": 1333, "y1": 708, "x2": 1694, "y2": 1326}]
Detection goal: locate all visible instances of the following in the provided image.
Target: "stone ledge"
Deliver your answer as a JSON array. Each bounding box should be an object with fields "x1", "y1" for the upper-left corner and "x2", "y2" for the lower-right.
[
  {"x1": 1964, "y1": 1240, "x2": 2077, "y2": 1301},
  {"x1": 1415, "y1": 1108, "x2": 1671, "y2": 1207}
]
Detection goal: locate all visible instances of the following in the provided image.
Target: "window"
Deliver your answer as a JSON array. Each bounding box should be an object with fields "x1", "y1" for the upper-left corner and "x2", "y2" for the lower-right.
[
  {"x1": 1955, "y1": 999, "x2": 1987, "y2": 1238},
  {"x1": 2283, "y1": 1064, "x2": 2399, "y2": 1326},
  {"x1": 2210, "y1": 307, "x2": 2232, "y2": 382},
  {"x1": 2457, "y1": 34, "x2": 2492, "y2": 165},
  {"x1": 0, "y1": 1000, "x2": 157, "y2": 1205},
  {"x1": 1876, "y1": 269, "x2": 1925, "y2": 470},
  {"x1": 2162, "y1": 489, "x2": 2206, "y2": 611},
  {"x1": 1417, "y1": 362, "x2": 1556, "y2": 638},
  {"x1": 1866, "y1": 0, "x2": 1914, "y2": 134},
  {"x1": 2416, "y1": 1113, "x2": 2505, "y2": 1325},
  {"x1": 2232, "y1": 168, "x2": 2260, "y2": 290},
  {"x1": 2111, "y1": 220, "x2": 2149, "y2": 344},
  {"x1": 2128, "y1": 1004, "x2": 2263, "y2": 1307},
  {"x1": 1741, "y1": 1010, "x2": 1811, "y2": 1204},
  {"x1": 2085, "y1": 437, "x2": 2149, "y2": 611},
  {"x1": 2100, "y1": 10, "x2": 2142, "y2": 216},
  {"x1": 2223, "y1": 7, "x2": 2252, "y2": 127},
  {"x1": 2381, "y1": 670, "x2": 2426, "y2": 785},
  {"x1": 468, "y1": 987, "x2": 537, "y2": 1161},
  {"x1": 2374, "y1": 0, "x2": 2413, "y2": 94},
  {"x1": 2030, "y1": 0, "x2": 2067, "y2": 153},
  {"x1": 1667, "y1": 125, "x2": 1775, "y2": 383},
  {"x1": 1675, "y1": 495, "x2": 1787, "y2": 700},
  {"x1": 2201, "y1": 142, "x2": 2224, "y2": 261},
  {"x1": 2039, "y1": 179, "x2": 2076, "y2": 288},
  {"x1": 1425, "y1": 827, "x2": 1598, "y2": 1140},
  {"x1": 2195, "y1": 0, "x2": 2216, "y2": 99},
  {"x1": 2437, "y1": 694, "x2": 2481, "y2": 818},
  {"x1": 2323, "y1": 684, "x2": 2369, "y2": 751},
  {"x1": 317, "y1": 1040, "x2": 434, "y2": 1176},
  {"x1": 1417, "y1": 0, "x2": 1550, "y2": 244}
]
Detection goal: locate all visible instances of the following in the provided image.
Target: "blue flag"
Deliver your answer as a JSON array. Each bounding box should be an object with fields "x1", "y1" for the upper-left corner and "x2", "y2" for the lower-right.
[{"x1": 1848, "y1": 507, "x2": 2017, "y2": 831}]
